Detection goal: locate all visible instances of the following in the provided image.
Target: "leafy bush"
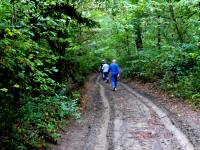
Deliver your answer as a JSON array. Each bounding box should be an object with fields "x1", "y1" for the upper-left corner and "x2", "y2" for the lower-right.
[
  {"x1": 11, "y1": 95, "x2": 80, "y2": 150},
  {"x1": 122, "y1": 46, "x2": 200, "y2": 108},
  {"x1": 122, "y1": 49, "x2": 163, "y2": 82},
  {"x1": 0, "y1": 1, "x2": 97, "y2": 149}
]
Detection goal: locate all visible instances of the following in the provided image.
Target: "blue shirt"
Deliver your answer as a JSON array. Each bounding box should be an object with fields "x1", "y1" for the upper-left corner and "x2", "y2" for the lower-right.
[{"x1": 109, "y1": 63, "x2": 120, "y2": 75}]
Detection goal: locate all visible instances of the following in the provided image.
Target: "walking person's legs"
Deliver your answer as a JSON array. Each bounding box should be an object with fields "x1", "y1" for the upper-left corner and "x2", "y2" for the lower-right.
[
  {"x1": 112, "y1": 74, "x2": 118, "y2": 91},
  {"x1": 102, "y1": 71, "x2": 104, "y2": 80},
  {"x1": 115, "y1": 77, "x2": 118, "y2": 89},
  {"x1": 103, "y1": 72, "x2": 107, "y2": 81},
  {"x1": 105, "y1": 72, "x2": 109, "y2": 83},
  {"x1": 111, "y1": 75, "x2": 115, "y2": 90}
]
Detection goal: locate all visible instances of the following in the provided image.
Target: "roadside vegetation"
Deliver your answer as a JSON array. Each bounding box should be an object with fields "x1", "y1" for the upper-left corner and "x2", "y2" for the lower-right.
[
  {"x1": 88, "y1": 0, "x2": 200, "y2": 108},
  {"x1": 0, "y1": 0, "x2": 199, "y2": 149},
  {"x1": 0, "y1": 0, "x2": 99, "y2": 149}
]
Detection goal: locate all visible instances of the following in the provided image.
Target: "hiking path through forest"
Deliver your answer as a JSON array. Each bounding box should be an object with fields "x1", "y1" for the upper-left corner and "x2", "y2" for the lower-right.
[{"x1": 50, "y1": 74, "x2": 200, "y2": 150}]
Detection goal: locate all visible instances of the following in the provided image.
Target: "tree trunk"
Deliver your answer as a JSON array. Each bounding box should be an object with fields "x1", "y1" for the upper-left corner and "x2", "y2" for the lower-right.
[
  {"x1": 169, "y1": 3, "x2": 184, "y2": 43},
  {"x1": 157, "y1": 15, "x2": 161, "y2": 49},
  {"x1": 135, "y1": 19, "x2": 143, "y2": 51}
]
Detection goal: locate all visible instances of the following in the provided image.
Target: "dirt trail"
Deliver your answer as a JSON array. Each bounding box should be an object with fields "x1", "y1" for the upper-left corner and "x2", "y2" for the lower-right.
[
  {"x1": 95, "y1": 77, "x2": 110, "y2": 150},
  {"x1": 50, "y1": 75, "x2": 200, "y2": 150},
  {"x1": 120, "y1": 83, "x2": 194, "y2": 150}
]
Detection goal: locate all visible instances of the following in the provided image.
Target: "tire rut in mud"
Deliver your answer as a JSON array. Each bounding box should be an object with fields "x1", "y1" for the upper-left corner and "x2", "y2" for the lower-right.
[
  {"x1": 102, "y1": 80, "x2": 195, "y2": 150},
  {"x1": 49, "y1": 75, "x2": 106, "y2": 150},
  {"x1": 120, "y1": 82, "x2": 194, "y2": 150},
  {"x1": 127, "y1": 81, "x2": 200, "y2": 149},
  {"x1": 51, "y1": 75, "x2": 197, "y2": 150}
]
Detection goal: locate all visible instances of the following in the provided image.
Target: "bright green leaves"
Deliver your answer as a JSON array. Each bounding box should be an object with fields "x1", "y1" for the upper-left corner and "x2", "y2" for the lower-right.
[
  {"x1": 0, "y1": 1, "x2": 98, "y2": 149},
  {"x1": 0, "y1": 88, "x2": 8, "y2": 92},
  {"x1": 82, "y1": 0, "x2": 200, "y2": 109},
  {"x1": 14, "y1": 94, "x2": 80, "y2": 149}
]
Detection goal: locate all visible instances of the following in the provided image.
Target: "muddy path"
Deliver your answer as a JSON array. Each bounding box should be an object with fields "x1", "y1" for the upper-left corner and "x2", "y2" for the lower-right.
[{"x1": 50, "y1": 74, "x2": 200, "y2": 150}]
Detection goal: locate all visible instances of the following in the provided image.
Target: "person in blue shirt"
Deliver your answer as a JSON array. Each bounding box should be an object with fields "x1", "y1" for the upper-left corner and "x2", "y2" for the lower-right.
[{"x1": 109, "y1": 59, "x2": 120, "y2": 91}]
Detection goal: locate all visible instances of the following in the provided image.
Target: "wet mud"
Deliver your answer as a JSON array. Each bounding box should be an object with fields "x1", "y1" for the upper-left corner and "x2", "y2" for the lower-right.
[{"x1": 50, "y1": 75, "x2": 200, "y2": 150}]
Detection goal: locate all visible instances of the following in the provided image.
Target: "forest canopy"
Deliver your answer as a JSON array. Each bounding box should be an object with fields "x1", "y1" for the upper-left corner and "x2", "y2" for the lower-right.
[{"x1": 0, "y1": 0, "x2": 200, "y2": 149}]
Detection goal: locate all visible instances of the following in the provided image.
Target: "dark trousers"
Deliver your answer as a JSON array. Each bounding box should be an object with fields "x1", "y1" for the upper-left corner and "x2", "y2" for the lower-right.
[
  {"x1": 101, "y1": 71, "x2": 104, "y2": 80},
  {"x1": 103, "y1": 72, "x2": 109, "y2": 81}
]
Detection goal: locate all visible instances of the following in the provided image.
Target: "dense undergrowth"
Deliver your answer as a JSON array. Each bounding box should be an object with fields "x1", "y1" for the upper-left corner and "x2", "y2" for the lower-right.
[
  {"x1": 115, "y1": 1, "x2": 200, "y2": 109},
  {"x1": 0, "y1": 1, "x2": 99, "y2": 149},
  {"x1": 85, "y1": 0, "x2": 200, "y2": 109},
  {"x1": 122, "y1": 45, "x2": 200, "y2": 108},
  {"x1": 85, "y1": 1, "x2": 200, "y2": 108}
]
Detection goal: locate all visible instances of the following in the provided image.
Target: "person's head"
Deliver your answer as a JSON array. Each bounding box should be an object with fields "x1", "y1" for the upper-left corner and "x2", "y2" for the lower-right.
[
  {"x1": 112, "y1": 59, "x2": 116, "y2": 63},
  {"x1": 102, "y1": 59, "x2": 105, "y2": 64}
]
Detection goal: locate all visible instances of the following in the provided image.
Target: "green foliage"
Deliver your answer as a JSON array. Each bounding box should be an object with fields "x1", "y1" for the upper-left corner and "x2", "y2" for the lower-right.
[
  {"x1": 123, "y1": 46, "x2": 200, "y2": 108},
  {"x1": 0, "y1": 0, "x2": 200, "y2": 149},
  {"x1": 85, "y1": 0, "x2": 200, "y2": 109},
  {"x1": 11, "y1": 95, "x2": 80, "y2": 149},
  {"x1": 0, "y1": 0, "x2": 98, "y2": 149},
  {"x1": 121, "y1": 49, "x2": 162, "y2": 81}
]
